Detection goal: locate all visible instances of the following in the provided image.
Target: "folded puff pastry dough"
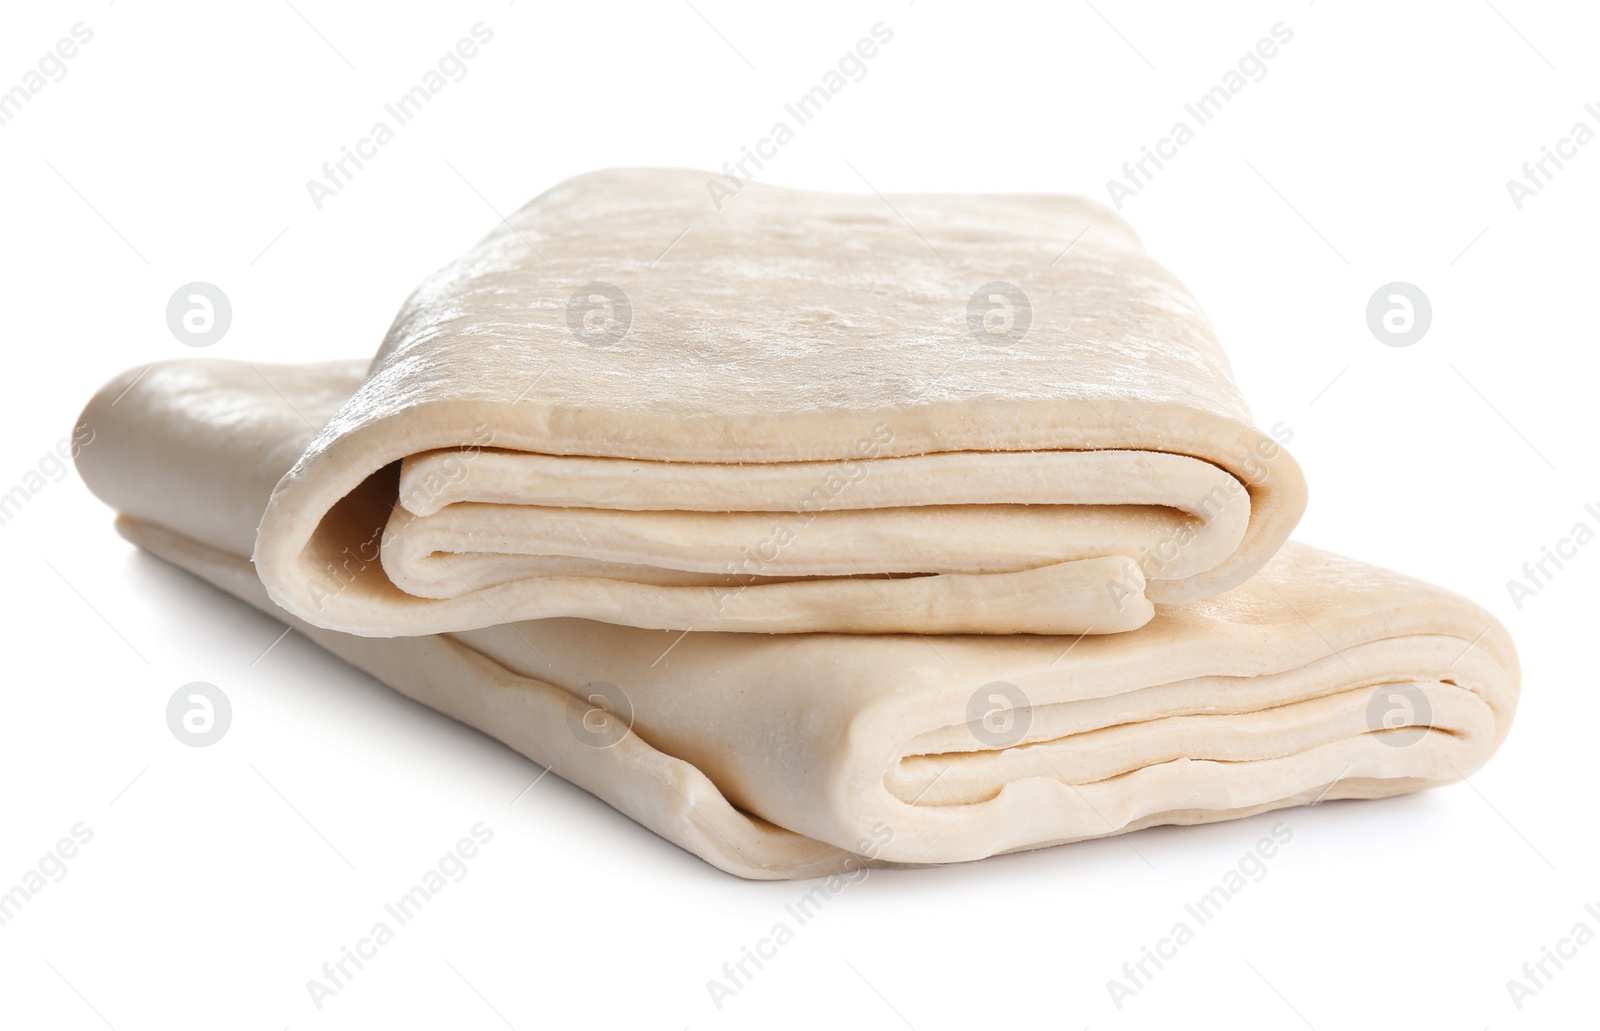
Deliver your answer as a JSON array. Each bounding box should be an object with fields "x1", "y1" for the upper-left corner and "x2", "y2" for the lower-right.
[
  {"x1": 240, "y1": 168, "x2": 1307, "y2": 637},
  {"x1": 77, "y1": 359, "x2": 1518, "y2": 879}
]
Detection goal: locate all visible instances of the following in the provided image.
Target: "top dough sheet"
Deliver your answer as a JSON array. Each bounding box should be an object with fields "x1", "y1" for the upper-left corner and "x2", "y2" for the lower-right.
[{"x1": 250, "y1": 168, "x2": 1306, "y2": 637}]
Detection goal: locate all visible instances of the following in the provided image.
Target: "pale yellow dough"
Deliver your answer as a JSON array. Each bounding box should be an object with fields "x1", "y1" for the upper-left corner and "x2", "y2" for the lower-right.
[
  {"x1": 78, "y1": 360, "x2": 1518, "y2": 880},
  {"x1": 237, "y1": 169, "x2": 1306, "y2": 637}
]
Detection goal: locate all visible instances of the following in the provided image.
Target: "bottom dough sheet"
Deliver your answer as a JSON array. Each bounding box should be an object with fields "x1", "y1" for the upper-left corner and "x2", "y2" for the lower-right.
[{"x1": 79, "y1": 361, "x2": 1519, "y2": 879}]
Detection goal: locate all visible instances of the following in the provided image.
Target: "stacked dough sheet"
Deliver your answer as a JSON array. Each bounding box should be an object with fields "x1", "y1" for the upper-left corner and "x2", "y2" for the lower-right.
[{"x1": 76, "y1": 169, "x2": 1518, "y2": 879}]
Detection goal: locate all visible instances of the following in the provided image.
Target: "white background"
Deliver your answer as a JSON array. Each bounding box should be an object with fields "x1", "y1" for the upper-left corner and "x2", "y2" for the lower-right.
[{"x1": 1, "y1": 1, "x2": 1596, "y2": 1028}]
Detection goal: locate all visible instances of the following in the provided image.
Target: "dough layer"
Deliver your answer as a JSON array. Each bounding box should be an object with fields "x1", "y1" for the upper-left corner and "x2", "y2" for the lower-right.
[
  {"x1": 77, "y1": 359, "x2": 1517, "y2": 879},
  {"x1": 242, "y1": 169, "x2": 1306, "y2": 637}
]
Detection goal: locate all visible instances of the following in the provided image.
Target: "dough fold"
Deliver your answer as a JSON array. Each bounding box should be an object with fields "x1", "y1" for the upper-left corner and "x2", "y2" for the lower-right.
[
  {"x1": 242, "y1": 169, "x2": 1306, "y2": 637},
  {"x1": 77, "y1": 359, "x2": 1518, "y2": 879}
]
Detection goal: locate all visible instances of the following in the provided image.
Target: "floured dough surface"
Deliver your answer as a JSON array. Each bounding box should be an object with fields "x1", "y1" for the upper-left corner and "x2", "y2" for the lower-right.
[{"x1": 239, "y1": 169, "x2": 1305, "y2": 637}]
